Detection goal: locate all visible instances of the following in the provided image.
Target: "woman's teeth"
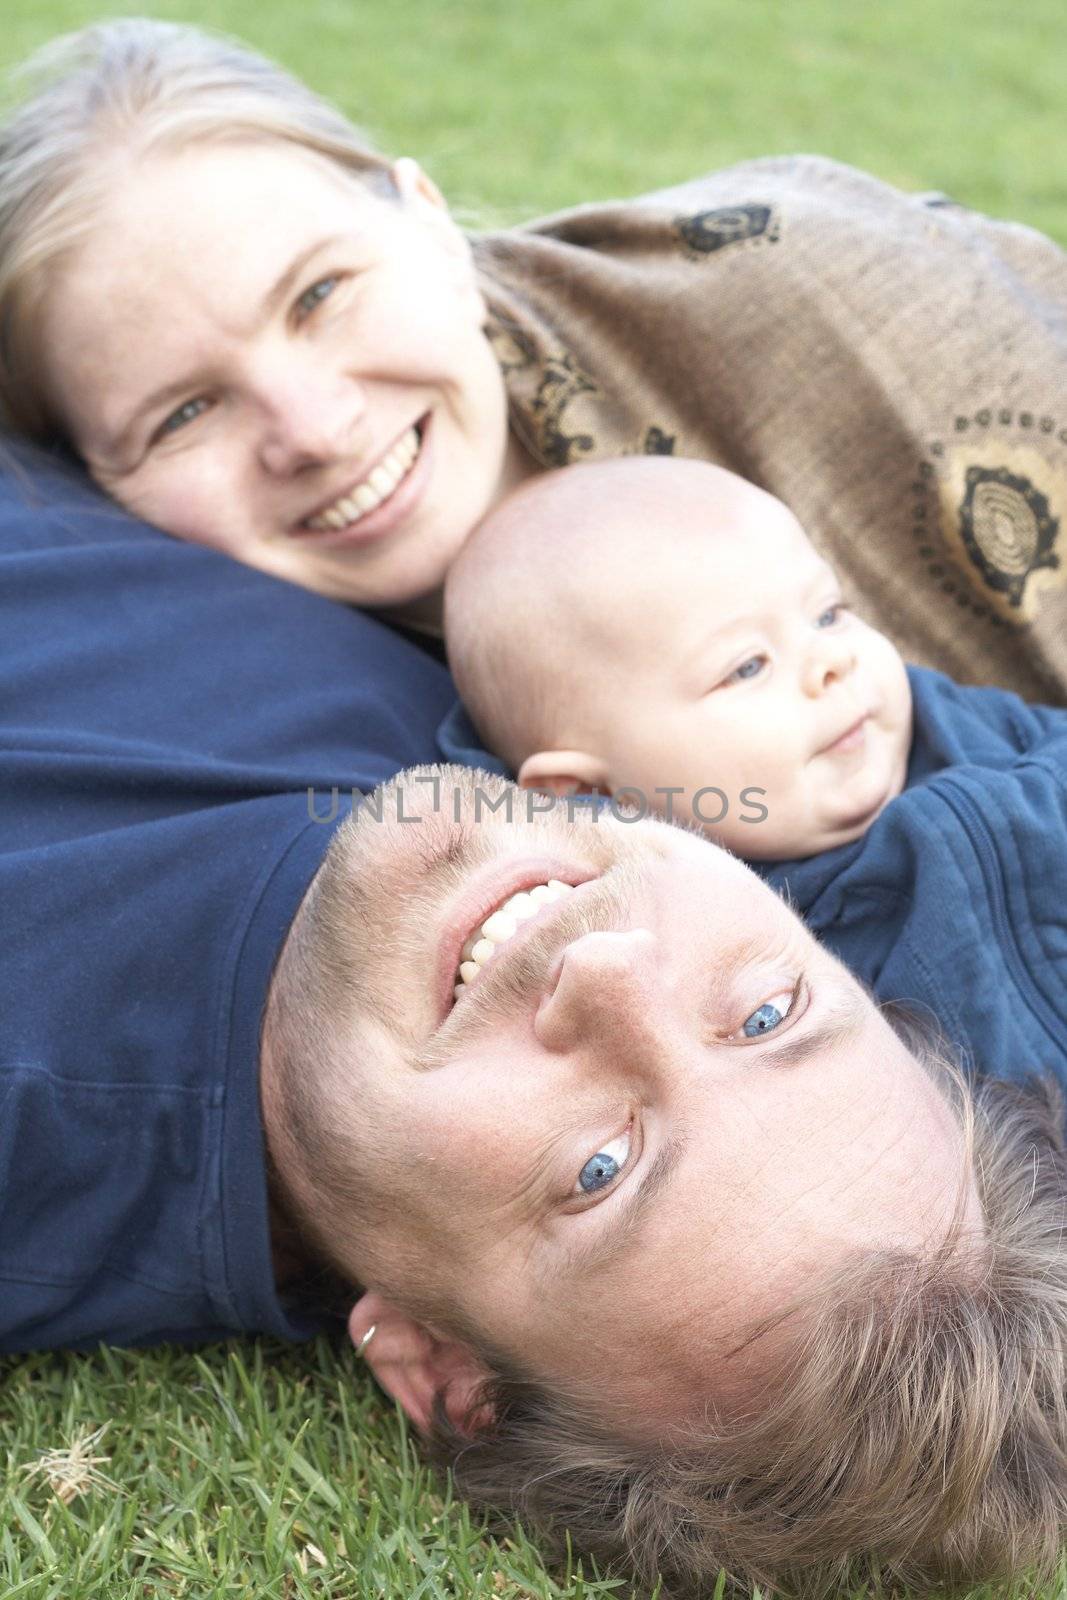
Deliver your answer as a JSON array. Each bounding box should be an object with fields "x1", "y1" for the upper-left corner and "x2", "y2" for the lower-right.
[
  {"x1": 303, "y1": 426, "x2": 420, "y2": 530},
  {"x1": 453, "y1": 880, "x2": 575, "y2": 999}
]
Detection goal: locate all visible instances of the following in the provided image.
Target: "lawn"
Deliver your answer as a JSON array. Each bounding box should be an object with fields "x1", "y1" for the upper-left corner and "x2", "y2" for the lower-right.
[{"x1": 2, "y1": 1, "x2": 1066, "y2": 1596}]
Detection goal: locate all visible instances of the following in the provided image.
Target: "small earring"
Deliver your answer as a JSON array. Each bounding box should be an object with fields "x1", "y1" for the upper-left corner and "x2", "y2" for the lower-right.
[{"x1": 355, "y1": 1323, "x2": 378, "y2": 1358}]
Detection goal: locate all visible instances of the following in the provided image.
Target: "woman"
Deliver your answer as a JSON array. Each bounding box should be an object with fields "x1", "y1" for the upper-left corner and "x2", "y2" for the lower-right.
[
  {"x1": 1, "y1": 21, "x2": 1066, "y2": 1600},
  {"x1": 2, "y1": 19, "x2": 1067, "y2": 697}
]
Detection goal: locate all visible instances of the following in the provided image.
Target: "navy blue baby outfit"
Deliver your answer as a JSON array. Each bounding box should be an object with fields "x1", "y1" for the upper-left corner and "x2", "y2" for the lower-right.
[{"x1": 758, "y1": 667, "x2": 1067, "y2": 1093}]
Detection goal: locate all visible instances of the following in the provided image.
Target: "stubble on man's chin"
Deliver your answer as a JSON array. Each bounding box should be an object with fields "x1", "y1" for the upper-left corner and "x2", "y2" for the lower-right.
[{"x1": 319, "y1": 764, "x2": 698, "y2": 1064}]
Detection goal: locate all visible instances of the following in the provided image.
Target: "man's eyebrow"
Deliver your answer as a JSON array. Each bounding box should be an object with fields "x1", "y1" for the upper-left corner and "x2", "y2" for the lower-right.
[
  {"x1": 556, "y1": 1132, "x2": 689, "y2": 1281},
  {"x1": 555, "y1": 985, "x2": 867, "y2": 1279},
  {"x1": 110, "y1": 234, "x2": 348, "y2": 450},
  {"x1": 751, "y1": 984, "x2": 866, "y2": 1069}
]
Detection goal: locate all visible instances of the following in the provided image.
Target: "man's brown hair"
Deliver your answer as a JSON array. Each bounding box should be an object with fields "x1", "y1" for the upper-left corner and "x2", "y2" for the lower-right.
[{"x1": 426, "y1": 1057, "x2": 1067, "y2": 1598}]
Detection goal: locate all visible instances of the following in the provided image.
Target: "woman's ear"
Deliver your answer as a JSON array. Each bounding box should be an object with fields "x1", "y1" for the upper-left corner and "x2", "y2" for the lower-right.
[
  {"x1": 348, "y1": 1291, "x2": 495, "y2": 1437},
  {"x1": 517, "y1": 749, "x2": 612, "y2": 797},
  {"x1": 390, "y1": 156, "x2": 481, "y2": 289},
  {"x1": 391, "y1": 156, "x2": 448, "y2": 213}
]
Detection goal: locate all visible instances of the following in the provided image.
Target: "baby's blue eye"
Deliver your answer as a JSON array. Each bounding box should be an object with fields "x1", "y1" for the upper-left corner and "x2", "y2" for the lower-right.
[
  {"x1": 816, "y1": 603, "x2": 844, "y2": 628},
  {"x1": 296, "y1": 276, "x2": 338, "y2": 318},
  {"x1": 725, "y1": 655, "x2": 765, "y2": 685},
  {"x1": 576, "y1": 1131, "x2": 632, "y2": 1195},
  {"x1": 742, "y1": 987, "x2": 797, "y2": 1037},
  {"x1": 158, "y1": 398, "x2": 209, "y2": 439}
]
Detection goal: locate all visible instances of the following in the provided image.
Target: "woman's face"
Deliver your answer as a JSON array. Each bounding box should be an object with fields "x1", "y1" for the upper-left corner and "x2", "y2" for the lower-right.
[{"x1": 37, "y1": 141, "x2": 515, "y2": 608}]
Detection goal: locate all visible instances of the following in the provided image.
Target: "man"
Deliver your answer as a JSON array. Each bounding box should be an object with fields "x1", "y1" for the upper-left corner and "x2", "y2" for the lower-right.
[
  {"x1": 259, "y1": 763, "x2": 1067, "y2": 1598},
  {"x1": 3, "y1": 444, "x2": 1065, "y2": 1596}
]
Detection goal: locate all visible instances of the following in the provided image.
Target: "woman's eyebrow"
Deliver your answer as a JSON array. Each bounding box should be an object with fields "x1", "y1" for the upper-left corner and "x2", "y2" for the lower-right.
[
  {"x1": 108, "y1": 234, "x2": 348, "y2": 449},
  {"x1": 253, "y1": 233, "x2": 349, "y2": 323}
]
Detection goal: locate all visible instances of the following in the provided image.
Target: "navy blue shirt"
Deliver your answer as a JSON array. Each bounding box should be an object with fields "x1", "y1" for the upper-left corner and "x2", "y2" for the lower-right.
[
  {"x1": 759, "y1": 667, "x2": 1067, "y2": 1091},
  {"x1": 437, "y1": 699, "x2": 508, "y2": 775},
  {"x1": 0, "y1": 442, "x2": 456, "y2": 1353}
]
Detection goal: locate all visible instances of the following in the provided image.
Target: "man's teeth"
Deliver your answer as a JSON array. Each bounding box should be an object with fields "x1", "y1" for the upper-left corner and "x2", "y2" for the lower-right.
[
  {"x1": 453, "y1": 880, "x2": 574, "y2": 999},
  {"x1": 304, "y1": 426, "x2": 420, "y2": 530}
]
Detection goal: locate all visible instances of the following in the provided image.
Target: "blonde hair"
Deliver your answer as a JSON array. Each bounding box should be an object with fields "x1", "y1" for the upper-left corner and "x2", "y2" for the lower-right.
[{"x1": 0, "y1": 17, "x2": 393, "y2": 440}]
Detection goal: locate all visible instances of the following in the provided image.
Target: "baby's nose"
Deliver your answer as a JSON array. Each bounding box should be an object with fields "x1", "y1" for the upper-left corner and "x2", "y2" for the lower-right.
[{"x1": 802, "y1": 633, "x2": 857, "y2": 696}]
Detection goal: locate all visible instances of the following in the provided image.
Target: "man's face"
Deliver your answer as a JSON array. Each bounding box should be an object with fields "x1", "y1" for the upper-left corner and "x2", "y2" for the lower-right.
[
  {"x1": 571, "y1": 472, "x2": 914, "y2": 859},
  {"x1": 306, "y1": 768, "x2": 977, "y2": 1437}
]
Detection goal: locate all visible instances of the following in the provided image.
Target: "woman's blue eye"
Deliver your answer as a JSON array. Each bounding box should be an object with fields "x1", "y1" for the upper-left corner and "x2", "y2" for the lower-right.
[
  {"x1": 576, "y1": 1130, "x2": 632, "y2": 1196},
  {"x1": 742, "y1": 987, "x2": 797, "y2": 1037},
  {"x1": 157, "y1": 398, "x2": 209, "y2": 439},
  {"x1": 296, "y1": 276, "x2": 338, "y2": 318}
]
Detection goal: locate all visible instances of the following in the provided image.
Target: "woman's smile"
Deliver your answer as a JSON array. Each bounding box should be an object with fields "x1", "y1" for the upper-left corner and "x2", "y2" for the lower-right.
[{"x1": 297, "y1": 419, "x2": 423, "y2": 535}]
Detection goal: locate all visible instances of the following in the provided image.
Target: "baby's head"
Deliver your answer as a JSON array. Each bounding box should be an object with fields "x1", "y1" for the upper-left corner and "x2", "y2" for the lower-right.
[{"x1": 444, "y1": 456, "x2": 913, "y2": 859}]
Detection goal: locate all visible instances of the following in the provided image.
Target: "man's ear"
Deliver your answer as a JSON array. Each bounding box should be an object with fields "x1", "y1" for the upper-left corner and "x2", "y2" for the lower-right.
[
  {"x1": 348, "y1": 1291, "x2": 496, "y2": 1437},
  {"x1": 517, "y1": 749, "x2": 612, "y2": 797}
]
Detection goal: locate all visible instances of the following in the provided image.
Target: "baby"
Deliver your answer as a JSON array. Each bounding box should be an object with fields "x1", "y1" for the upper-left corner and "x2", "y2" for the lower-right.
[{"x1": 443, "y1": 455, "x2": 916, "y2": 860}]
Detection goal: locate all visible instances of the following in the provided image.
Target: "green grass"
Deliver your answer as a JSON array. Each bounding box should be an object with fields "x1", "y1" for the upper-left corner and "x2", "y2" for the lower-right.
[
  {"x1": 1, "y1": 0, "x2": 1066, "y2": 241},
  {"x1": 0, "y1": 1338, "x2": 636, "y2": 1598},
  {"x1": 2, "y1": 1, "x2": 1067, "y2": 1594}
]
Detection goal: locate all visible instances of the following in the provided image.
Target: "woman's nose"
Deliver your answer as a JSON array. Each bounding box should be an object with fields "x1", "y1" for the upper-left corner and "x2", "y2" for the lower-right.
[
  {"x1": 256, "y1": 368, "x2": 367, "y2": 476},
  {"x1": 534, "y1": 927, "x2": 668, "y2": 1059},
  {"x1": 801, "y1": 631, "x2": 857, "y2": 697}
]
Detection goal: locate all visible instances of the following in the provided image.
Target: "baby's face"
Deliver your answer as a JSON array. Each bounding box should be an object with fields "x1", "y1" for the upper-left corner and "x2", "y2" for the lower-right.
[{"x1": 574, "y1": 479, "x2": 913, "y2": 858}]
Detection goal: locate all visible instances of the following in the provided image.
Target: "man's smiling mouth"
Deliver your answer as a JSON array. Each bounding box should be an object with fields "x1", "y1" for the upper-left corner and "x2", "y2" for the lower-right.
[{"x1": 453, "y1": 879, "x2": 576, "y2": 999}]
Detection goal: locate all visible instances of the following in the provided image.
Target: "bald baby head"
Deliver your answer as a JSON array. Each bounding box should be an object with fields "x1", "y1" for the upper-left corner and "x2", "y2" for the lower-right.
[
  {"x1": 443, "y1": 455, "x2": 775, "y2": 772},
  {"x1": 444, "y1": 456, "x2": 912, "y2": 856}
]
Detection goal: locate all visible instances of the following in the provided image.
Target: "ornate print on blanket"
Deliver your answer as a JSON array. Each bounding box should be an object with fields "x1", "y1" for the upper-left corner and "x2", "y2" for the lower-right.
[
  {"x1": 487, "y1": 311, "x2": 676, "y2": 468},
  {"x1": 673, "y1": 203, "x2": 781, "y2": 258},
  {"x1": 915, "y1": 408, "x2": 1066, "y2": 626}
]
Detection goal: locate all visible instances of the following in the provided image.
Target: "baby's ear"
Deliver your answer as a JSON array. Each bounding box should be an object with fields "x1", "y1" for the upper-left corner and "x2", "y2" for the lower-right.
[{"x1": 517, "y1": 749, "x2": 611, "y2": 796}]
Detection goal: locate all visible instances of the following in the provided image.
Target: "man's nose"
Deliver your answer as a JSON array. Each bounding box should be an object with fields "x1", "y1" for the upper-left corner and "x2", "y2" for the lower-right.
[
  {"x1": 801, "y1": 630, "x2": 857, "y2": 697},
  {"x1": 534, "y1": 927, "x2": 669, "y2": 1059},
  {"x1": 255, "y1": 364, "x2": 367, "y2": 476}
]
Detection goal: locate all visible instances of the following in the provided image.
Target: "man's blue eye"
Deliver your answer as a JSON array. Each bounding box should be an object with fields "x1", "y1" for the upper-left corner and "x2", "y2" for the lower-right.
[
  {"x1": 296, "y1": 276, "x2": 338, "y2": 318},
  {"x1": 742, "y1": 987, "x2": 797, "y2": 1037},
  {"x1": 576, "y1": 1130, "x2": 631, "y2": 1195}
]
